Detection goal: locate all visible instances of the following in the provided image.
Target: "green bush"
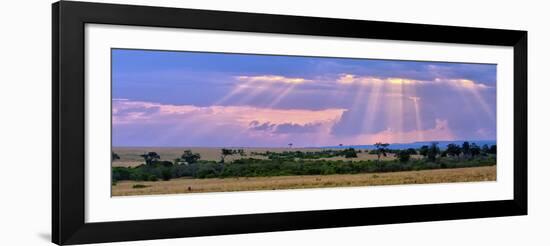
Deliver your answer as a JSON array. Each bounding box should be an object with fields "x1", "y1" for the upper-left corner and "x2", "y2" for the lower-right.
[
  {"x1": 112, "y1": 167, "x2": 131, "y2": 181},
  {"x1": 396, "y1": 150, "x2": 411, "y2": 163},
  {"x1": 161, "y1": 168, "x2": 172, "y2": 181},
  {"x1": 343, "y1": 148, "x2": 358, "y2": 158},
  {"x1": 132, "y1": 184, "x2": 149, "y2": 189}
]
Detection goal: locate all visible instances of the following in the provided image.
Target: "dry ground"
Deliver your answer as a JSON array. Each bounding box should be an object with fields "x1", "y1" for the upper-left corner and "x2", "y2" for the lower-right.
[
  {"x1": 112, "y1": 166, "x2": 496, "y2": 196},
  {"x1": 112, "y1": 147, "x2": 419, "y2": 167}
]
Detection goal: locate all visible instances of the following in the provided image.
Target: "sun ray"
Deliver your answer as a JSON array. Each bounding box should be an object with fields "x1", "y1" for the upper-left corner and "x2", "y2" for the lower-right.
[
  {"x1": 467, "y1": 88, "x2": 495, "y2": 122},
  {"x1": 361, "y1": 80, "x2": 384, "y2": 138},
  {"x1": 266, "y1": 83, "x2": 298, "y2": 108},
  {"x1": 213, "y1": 80, "x2": 255, "y2": 105},
  {"x1": 384, "y1": 84, "x2": 399, "y2": 143},
  {"x1": 449, "y1": 82, "x2": 495, "y2": 123},
  {"x1": 409, "y1": 95, "x2": 423, "y2": 141},
  {"x1": 390, "y1": 83, "x2": 405, "y2": 142},
  {"x1": 222, "y1": 82, "x2": 274, "y2": 106},
  {"x1": 338, "y1": 83, "x2": 368, "y2": 145}
]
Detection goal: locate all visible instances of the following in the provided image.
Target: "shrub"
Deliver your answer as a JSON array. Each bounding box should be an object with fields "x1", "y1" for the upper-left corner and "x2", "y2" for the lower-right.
[
  {"x1": 195, "y1": 162, "x2": 223, "y2": 179},
  {"x1": 396, "y1": 151, "x2": 411, "y2": 163},
  {"x1": 132, "y1": 184, "x2": 149, "y2": 189},
  {"x1": 343, "y1": 148, "x2": 358, "y2": 158},
  {"x1": 157, "y1": 160, "x2": 174, "y2": 167},
  {"x1": 161, "y1": 169, "x2": 172, "y2": 181},
  {"x1": 129, "y1": 172, "x2": 147, "y2": 181},
  {"x1": 112, "y1": 167, "x2": 131, "y2": 181}
]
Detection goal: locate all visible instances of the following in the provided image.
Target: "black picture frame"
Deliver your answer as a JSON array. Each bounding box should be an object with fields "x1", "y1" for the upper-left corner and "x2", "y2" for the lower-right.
[{"x1": 52, "y1": 1, "x2": 527, "y2": 245}]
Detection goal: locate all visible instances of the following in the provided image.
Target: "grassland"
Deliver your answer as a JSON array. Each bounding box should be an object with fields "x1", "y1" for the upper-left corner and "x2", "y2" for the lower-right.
[{"x1": 112, "y1": 166, "x2": 496, "y2": 196}]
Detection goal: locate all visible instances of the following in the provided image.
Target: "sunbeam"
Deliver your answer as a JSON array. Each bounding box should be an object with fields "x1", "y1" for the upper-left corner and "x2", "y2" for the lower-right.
[
  {"x1": 409, "y1": 96, "x2": 424, "y2": 141},
  {"x1": 213, "y1": 80, "x2": 255, "y2": 105},
  {"x1": 361, "y1": 80, "x2": 384, "y2": 136},
  {"x1": 112, "y1": 49, "x2": 496, "y2": 148},
  {"x1": 385, "y1": 83, "x2": 405, "y2": 142},
  {"x1": 266, "y1": 83, "x2": 298, "y2": 108},
  {"x1": 467, "y1": 88, "x2": 495, "y2": 122},
  {"x1": 449, "y1": 81, "x2": 495, "y2": 123}
]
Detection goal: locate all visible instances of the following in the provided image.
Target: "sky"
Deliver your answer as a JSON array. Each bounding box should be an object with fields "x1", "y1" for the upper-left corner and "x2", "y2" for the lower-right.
[{"x1": 112, "y1": 49, "x2": 496, "y2": 147}]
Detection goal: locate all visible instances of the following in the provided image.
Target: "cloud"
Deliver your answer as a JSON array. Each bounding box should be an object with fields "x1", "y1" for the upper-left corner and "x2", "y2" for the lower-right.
[
  {"x1": 115, "y1": 105, "x2": 161, "y2": 118},
  {"x1": 247, "y1": 121, "x2": 324, "y2": 134},
  {"x1": 112, "y1": 100, "x2": 198, "y2": 124},
  {"x1": 337, "y1": 74, "x2": 492, "y2": 89},
  {"x1": 337, "y1": 74, "x2": 357, "y2": 84},
  {"x1": 438, "y1": 78, "x2": 492, "y2": 89},
  {"x1": 475, "y1": 128, "x2": 494, "y2": 139},
  {"x1": 113, "y1": 99, "x2": 463, "y2": 147},
  {"x1": 355, "y1": 119, "x2": 455, "y2": 144},
  {"x1": 236, "y1": 75, "x2": 312, "y2": 84},
  {"x1": 322, "y1": 118, "x2": 454, "y2": 146},
  {"x1": 113, "y1": 99, "x2": 345, "y2": 125},
  {"x1": 112, "y1": 50, "x2": 496, "y2": 147},
  {"x1": 408, "y1": 96, "x2": 421, "y2": 102},
  {"x1": 426, "y1": 63, "x2": 496, "y2": 85},
  {"x1": 112, "y1": 99, "x2": 347, "y2": 147},
  {"x1": 337, "y1": 74, "x2": 422, "y2": 85},
  {"x1": 274, "y1": 123, "x2": 323, "y2": 134},
  {"x1": 249, "y1": 121, "x2": 276, "y2": 131}
]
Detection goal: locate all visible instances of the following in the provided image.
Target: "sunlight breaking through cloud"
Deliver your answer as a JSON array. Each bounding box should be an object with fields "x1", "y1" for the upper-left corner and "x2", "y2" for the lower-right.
[
  {"x1": 337, "y1": 74, "x2": 422, "y2": 85},
  {"x1": 338, "y1": 74, "x2": 492, "y2": 89},
  {"x1": 112, "y1": 49, "x2": 496, "y2": 147},
  {"x1": 112, "y1": 99, "x2": 460, "y2": 147},
  {"x1": 236, "y1": 75, "x2": 312, "y2": 84}
]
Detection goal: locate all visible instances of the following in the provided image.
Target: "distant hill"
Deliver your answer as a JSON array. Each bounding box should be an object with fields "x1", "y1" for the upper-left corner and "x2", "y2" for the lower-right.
[{"x1": 323, "y1": 140, "x2": 496, "y2": 150}]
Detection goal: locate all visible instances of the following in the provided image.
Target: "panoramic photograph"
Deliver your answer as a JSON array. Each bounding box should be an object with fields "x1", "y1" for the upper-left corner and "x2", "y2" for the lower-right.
[{"x1": 111, "y1": 49, "x2": 497, "y2": 196}]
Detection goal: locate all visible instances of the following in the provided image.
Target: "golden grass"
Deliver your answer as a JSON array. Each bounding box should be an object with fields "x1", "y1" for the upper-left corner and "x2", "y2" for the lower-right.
[
  {"x1": 112, "y1": 166, "x2": 496, "y2": 196},
  {"x1": 111, "y1": 147, "x2": 414, "y2": 167}
]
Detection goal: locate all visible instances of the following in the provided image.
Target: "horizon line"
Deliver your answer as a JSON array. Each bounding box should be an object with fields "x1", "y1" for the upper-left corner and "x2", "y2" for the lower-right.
[{"x1": 112, "y1": 139, "x2": 497, "y2": 149}]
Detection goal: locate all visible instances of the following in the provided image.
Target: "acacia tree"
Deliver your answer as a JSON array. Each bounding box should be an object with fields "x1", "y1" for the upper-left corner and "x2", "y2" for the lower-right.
[
  {"x1": 237, "y1": 149, "x2": 246, "y2": 157},
  {"x1": 419, "y1": 145, "x2": 429, "y2": 158},
  {"x1": 489, "y1": 145, "x2": 497, "y2": 154},
  {"x1": 111, "y1": 152, "x2": 120, "y2": 161},
  {"x1": 470, "y1": 143, "x2": 481, "y2": 158},
  {"x1": 397, "y1": 150, "x2": 411, "y2": 163},
  {"x1": 343, "y1": 148, "x2": 358, "y2": 158},
  {"x1": 406, "y1": 148, "x2": 417, "y2": 155},
  {"x1": 374, "y1": 142, "x2": 390, "y2": 162},
  {"x1": 482, "y1": 144, "x2": 490, "y2": 154},
  {"x1": 462, "y1": 141, "x2": 471, "y2": 158},
  {"x1": 220, "y1": 148, "x2": 234, "y2": 163},
  {"x1": 446, "y1": 144, "x2": 461, "y2": 158},
  {"x1": 178, "y1": 150, "x2": 201, "y2": 165},
  {"x1": 426, "y1": 142, "x2": 440, "y2": 162},
  {"x1": 140, "y1": 152, "x2": 160, "y2": 165}
]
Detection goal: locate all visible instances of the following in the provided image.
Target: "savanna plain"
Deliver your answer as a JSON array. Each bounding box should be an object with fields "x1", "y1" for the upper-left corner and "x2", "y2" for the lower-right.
[{"x1": 112, "y1": 143, "x2": 496, "y2": 196}]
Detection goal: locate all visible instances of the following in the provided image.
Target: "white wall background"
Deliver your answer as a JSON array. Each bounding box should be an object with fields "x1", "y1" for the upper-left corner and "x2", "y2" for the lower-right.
[{"x1": 0, "y1": 0, "x2": 547, "y2": 245}]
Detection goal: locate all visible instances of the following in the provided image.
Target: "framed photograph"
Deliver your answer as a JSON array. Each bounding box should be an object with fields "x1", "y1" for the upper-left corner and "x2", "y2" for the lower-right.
[{"x1": 52, "y1": 1, "x2": 527, "y2": 245}]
